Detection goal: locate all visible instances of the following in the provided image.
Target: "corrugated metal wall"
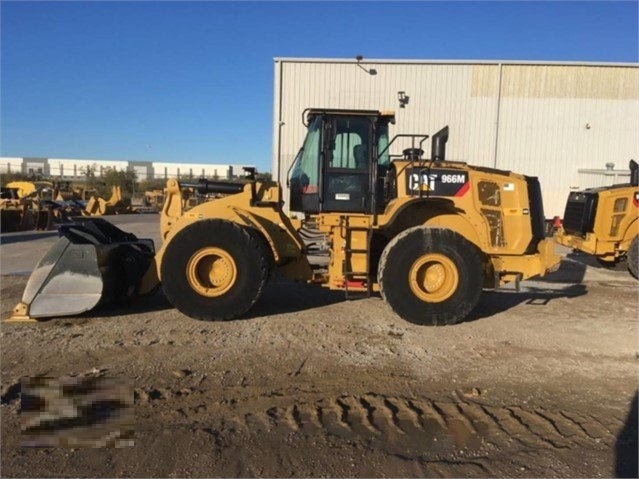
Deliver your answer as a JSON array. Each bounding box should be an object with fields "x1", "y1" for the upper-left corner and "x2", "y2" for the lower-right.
[{"x1": 272, "y1": 59, "x2": 639, "y2": 217}]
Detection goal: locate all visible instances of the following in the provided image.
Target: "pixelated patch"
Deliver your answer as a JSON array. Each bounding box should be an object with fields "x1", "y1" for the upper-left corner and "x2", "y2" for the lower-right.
[{"x1": 20, "y1": 373, "x2": 134, "y2": 448}]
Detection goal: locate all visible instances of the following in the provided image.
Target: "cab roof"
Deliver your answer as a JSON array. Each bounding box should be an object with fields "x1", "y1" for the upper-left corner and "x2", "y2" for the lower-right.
[{"x1": 305, "y1": 108, "x2": 395, "y2": 121}]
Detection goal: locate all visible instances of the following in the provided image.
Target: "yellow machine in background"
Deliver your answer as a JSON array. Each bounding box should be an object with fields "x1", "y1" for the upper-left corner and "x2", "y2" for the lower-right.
[
  {"x1": 1, "y1": 181, "x2": 56, "y2": 232},
  {"x1": 11, "y1": 109, "x2": 560, "y2": 326},
  {"x1": 0, "y1": 190, "x2": 32, "y2": 232},
  {"x1": 5, "y1": 181, "x2": 54, "y2": 200},
  {"x1": 54, "y1": 184, "x2": 94, "y2": 202},
  {"x1": 555, "y1": 159, "x2": 638, "y2": 278},
  {"x1": 143, "y1": 189, "x2": 165, "y2": 211},
  {"x1": 83, "y1": 186, "x2": 134, "y2": 216}
]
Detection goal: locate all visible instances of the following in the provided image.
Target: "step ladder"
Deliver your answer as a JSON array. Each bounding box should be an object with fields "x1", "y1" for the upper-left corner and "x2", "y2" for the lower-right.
[{"x1": 341, "y1": 216, "x2": 372, "y2": 300}]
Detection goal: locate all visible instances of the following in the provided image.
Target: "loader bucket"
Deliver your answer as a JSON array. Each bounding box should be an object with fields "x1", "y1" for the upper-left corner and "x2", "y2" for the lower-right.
[{"x1": 9, "y1": 217, "x2": 155, "y2": 321}]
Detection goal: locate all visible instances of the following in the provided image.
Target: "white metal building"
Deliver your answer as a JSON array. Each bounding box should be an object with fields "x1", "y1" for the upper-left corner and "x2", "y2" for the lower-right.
[
  {"x1": 272, "y1": 58, "x2": 639, "y2": 217},
  {"x1": 0, "y1": 157, "x2": 251, "y2": 183},
  {"x1": 48, "y1": 158, "x2": 129, "y2": 178}
]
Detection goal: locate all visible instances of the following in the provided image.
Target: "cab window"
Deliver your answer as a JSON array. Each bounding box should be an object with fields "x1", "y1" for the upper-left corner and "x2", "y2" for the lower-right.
[
  {"x1": 290, "y1": 116, "x2": 321, "y2": 194},
  {"x1": 289, "y1": 116, "x2": 322, "y2": 212},
  {"x1": 377, "y1": 123, "x2": 390, "y2": 166}
]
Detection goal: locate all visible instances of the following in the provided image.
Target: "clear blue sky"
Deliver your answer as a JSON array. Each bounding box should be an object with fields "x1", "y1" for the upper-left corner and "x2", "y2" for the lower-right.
[{"x1": 1, "y1": 1, "x2": 637, "y2": 173}]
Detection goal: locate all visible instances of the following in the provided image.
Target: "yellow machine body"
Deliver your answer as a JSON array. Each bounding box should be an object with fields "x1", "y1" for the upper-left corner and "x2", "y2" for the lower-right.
[
  {"x1": 315, "y1": 160, "x2": 558, "y2": 293},
  {"x1": 143, "y1": 189, "x2": 165, "y2": 211},
  {"x1": 83, "y1": 186, "x2": 133, "y2": 216},
  {"x1": 1, "y1": 182, "x2": 55, "y2": 232},
  {"x1": 554, "y1": 163, "x2": 638, "y2": 279},
  {"x1": 5, "y1": 181, "x2": 54, "y2": 199},
  {"x1": 555, "y1": 185, "x2": 638, "y2": 260},
  {"x1": 140, "y1": 179, "x2": 312, "y2": 293},
  {"x1": 9, "y1": 108, "x2": 561, "y2": 326}
]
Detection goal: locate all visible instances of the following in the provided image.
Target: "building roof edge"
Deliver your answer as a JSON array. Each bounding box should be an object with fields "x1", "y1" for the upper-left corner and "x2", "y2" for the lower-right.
[{"x1": 273, "y1": 57, "x2": 639, "y2": 68}]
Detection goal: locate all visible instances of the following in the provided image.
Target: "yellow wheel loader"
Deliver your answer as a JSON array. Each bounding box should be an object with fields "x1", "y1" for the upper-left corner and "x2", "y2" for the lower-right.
[
  {"x1": 143, "y1": 189, "x2": 165, "y2": 211},
  {"x1": 1, "y1": 182, "x2": 54, "y2": 232},
  {"x1": 5, "y1": 181, "x2": 54, "y2": 200},
  {"x1": 83, "y1": 186, "x2": 133, "y2": 216},
  {"x1": 555, "y1": 159, "x2": 639, "y2": 278},
  {"x1": 10, "y1": 109, "x2": 560, "y2": 325}
]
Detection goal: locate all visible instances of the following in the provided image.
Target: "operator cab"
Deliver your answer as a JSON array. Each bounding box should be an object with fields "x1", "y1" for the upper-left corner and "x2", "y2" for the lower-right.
[{"x1": 289, "y1": 109, "x2": 393, "y2": 214}]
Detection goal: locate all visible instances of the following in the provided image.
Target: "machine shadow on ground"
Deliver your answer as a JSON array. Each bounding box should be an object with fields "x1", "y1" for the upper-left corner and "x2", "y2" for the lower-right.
[
  {"x1": 615, "y1": 391, "x2": 639, "y2": 478},
  {"x1": 240, "y1": 277, "x2": 346, "y2": 318},
  {"x1": 465, "y1": 283, "x2": 588, "y2": 323},
  {"x1": 464, "y1": 259, "x2": 589, "y2": 323},
  {"x1": 93, "y1": 290, "x2": 174, "y2": 318},
  {"x1": 567, "y1": 250, "x2": 631, "y2": 272},
  {"x1": 541, "y1": 257, "x2": 589, "y2": 283}
]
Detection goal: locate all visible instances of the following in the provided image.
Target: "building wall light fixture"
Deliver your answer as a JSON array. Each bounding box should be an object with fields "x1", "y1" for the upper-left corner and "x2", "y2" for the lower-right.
[
  {"x1": 398, "y1": 91, "x2": 409, "y2": 108},
  {"x1": 355, "y1": 55, "x2": 377, "y2": 76}
]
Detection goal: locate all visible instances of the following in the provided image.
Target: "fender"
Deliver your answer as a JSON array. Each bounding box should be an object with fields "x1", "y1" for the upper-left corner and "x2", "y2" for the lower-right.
[
  {"x1": 378, "y1": 197, "x2": 487, "y2": 250},
  {"x1": 153, "y1": 181, "x2": 310, "y2": 284},
  {"x1": 423, "y1": 213, "x2": 484, "y2": 251}
]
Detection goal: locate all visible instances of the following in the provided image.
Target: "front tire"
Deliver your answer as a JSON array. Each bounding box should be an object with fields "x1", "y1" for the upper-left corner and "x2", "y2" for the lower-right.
[
  {"x1": 378, "y1": 227, "x2": 483, "y2": 326},
  {"x1": 161, "y1": 219, "x2": 269, "y2": 320}
]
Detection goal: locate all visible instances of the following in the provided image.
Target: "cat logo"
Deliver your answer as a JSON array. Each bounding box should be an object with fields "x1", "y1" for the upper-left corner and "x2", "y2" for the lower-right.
[
  {"x1": 406, "y1": 168, "x2": 470, "y2": 197},
  {"x1": 408, "y1": 172, "x2": 438, "y2": 191}
]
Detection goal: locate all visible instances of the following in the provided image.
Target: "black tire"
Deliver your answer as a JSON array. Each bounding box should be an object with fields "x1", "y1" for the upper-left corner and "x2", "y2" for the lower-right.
[
  {"x1": 378, "y1": 226, "x2": 483, "y2": 326},
  {"x1": 161, "y1": 219, "x2": 269, "y2": 320},
  {"x1": 627, "y1": 235, "x2": 639, "y2": 280},
  {"x1": 245, "y1": 227, "x2": 276, "y2": 282}
]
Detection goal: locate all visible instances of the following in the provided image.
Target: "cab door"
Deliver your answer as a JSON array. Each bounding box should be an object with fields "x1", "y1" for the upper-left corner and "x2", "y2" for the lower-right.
[{"x1": 322, "y1": 116, "x2": 373, "y2": 213}]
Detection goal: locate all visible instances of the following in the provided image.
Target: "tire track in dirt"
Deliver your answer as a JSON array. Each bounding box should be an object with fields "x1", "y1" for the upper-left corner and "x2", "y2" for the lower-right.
[{"x1": 138, "y1": 387, "x2": 618, "y2": 458}]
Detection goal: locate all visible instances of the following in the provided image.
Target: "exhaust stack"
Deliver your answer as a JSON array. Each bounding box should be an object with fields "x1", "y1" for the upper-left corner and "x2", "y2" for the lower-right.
[
  {"x1": 431, "y1": 126, "x2": 449, "y2": 162},
  {"x1": 630, "y1": 159, "x2": 638, "y2": 187}
]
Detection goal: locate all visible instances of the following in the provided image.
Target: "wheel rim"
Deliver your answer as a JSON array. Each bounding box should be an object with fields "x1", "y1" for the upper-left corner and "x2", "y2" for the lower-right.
[
  {"x1": 408, "y1": 253, "x2": 459, "y2": 303},
  {"x1": 186, "y1": 247, "x2": 237, "y2": 297}
]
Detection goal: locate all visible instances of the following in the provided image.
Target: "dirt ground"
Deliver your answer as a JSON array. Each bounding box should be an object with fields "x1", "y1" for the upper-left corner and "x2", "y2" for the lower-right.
[{"x1": 1, "y1": 218, "x2": 638, "y2": 477}]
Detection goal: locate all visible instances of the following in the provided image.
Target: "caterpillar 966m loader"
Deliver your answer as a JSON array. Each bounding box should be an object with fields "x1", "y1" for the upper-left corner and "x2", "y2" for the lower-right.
[
  {"x1": 555, "y1": 159, "x2": 638, "y2": 278},
  {"x1": 10, "y1": 109, "x2": 560, "y2": 326}
]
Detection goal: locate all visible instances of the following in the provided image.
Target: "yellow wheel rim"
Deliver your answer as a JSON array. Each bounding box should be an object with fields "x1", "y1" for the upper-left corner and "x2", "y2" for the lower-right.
[
  {"x1": 408, "y1": 253, "x2": 459, "y2": 303},
  {"x1": 186, "y1": 247, "x2": 237, "y2": 297}
]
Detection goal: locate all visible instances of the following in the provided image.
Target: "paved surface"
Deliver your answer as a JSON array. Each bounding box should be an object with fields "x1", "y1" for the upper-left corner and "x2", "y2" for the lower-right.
[{"x1": 0, "y1": 215, "x2": 162, "y2": 275}]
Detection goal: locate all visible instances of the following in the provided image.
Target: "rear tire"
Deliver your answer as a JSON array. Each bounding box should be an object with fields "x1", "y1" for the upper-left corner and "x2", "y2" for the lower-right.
[
  {"x1": 161, "y1": 219, "x2": 269, "y2": 320},
  {"x1": 627, "y1": 235, "x2": 639, "y2": 279},
  {"x1": 378, "y1": 226, "x2": 483, "y2": 326}
]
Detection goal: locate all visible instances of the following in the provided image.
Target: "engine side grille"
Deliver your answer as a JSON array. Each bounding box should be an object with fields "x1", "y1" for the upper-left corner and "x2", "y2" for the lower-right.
[
  {"x1": 524, "y1": 176, "x2": 546, "y2": 254},
  {"x1": 562, "y1": 191, "x2": 598, "y2": 236}
]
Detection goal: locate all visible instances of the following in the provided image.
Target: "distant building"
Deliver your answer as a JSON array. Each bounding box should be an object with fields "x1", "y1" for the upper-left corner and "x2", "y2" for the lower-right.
[
  {"x1": 271, "y1": 58, "x2": 639, "y2": 216},
  {"x1": 0, "y1": 157, "x2": 253, "y2": 182}
]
